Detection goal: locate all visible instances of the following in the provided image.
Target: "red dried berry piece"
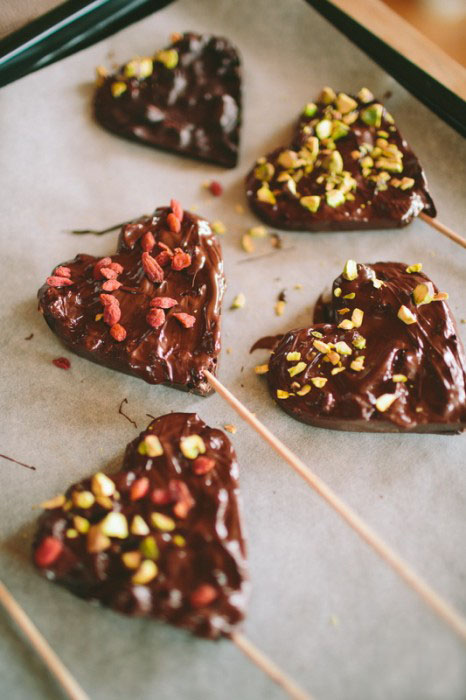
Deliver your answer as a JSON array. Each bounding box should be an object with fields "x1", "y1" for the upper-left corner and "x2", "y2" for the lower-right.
[
  {"x1": 172, "y1": 312, "x2": 195, "y2": 328},
  {"x1": 141, "y1": 231, "x2": 156, "y2": 253},
  {"x1": 141, "y1": 252, "x2": 164, "y2": 283},
  {"x1": 150, "y1": 297, "x2": 178, "y2": 309},
  {"x1": 104, "y1": 303, "x2": 121, "y2": 327},
  {"x1": 93, "y1": 257, "x2": 112, "y2": 280},
  {"x1": 155, "y1": 250, "x2": 173, "y2": 268},
  {"x1": 130, "y1": 476, "x2": 150, "y2": 501},
  {"x1": 170, "y1": 198, "x2": 184, "y2": 221},
  {"x1": 54, "y1": 266, "x2": 71, "y2": 278},
  {"x1": 167, "y1": 212, "x2": 181, "y2": 233},
  {"x1": 151, "y1": 488, "x2": 172, "y2": 505},
  {"x1": 99, "y1": 293, "x2": 119, "y2": 307},
  {"x1": 209, "y1": 181, "x2": 223, "y2": 196},
  {"x1": 109, "y1": 262, "x2": 123, "y2": 275},
  {"x1": 100, "y1": 267, "x2": 118, "y2": 280},
  {"x1": 35, "y1": 536, "x2": 63, "y2": 567},
  {"x1": 169, "y1": 479, "x2": 195, "y2": 519},
  {"x1": 157, "y1": 241, "x2": 172, "y2": 252},
  {"x1": 193, "y1": 456, "x2": 215, "y2": 475},
  {"x1": 46, "y1": 276, "x2": 73, "y2": 287},
  {"x1": 52, "y1": 357, "x2": 71, "y2": 370},
  {"x1": 102, "y1": 279, "x2": 122, "y2": 292},
  {"x1": 110, "y1": 323, "x2": 126, "y2": 342},
  {"x1": 171, "y1": 248, "x2": 192, "y2": 271},
  {"x1": 190, "y1": 584, "x2": 218, "y2": 608},
  {"x1": 146, "y1": 308, "x2": 165, "y2": 329}
]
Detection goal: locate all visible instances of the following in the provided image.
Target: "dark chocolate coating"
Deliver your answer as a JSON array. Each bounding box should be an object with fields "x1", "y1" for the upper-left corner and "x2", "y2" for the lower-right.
[
  {"x1": 94, "y1": 32, "x2": 242, "y2": 168},
  {"x1": 266, "y1": 262, "x2": 466, "y2": 433},
  {"x1": 33, "y1": 413, "x2": 248, "y2": 639},
  {"x1": 38, "y1": 207, "x2": 225, "y2": 396},
  {"x1": 246, "y1": 92, "x2": 436, "y2": 231}
]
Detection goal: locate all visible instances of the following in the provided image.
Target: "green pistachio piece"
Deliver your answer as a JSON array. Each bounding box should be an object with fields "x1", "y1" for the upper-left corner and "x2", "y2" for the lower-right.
[
  {"x1": 72, "y1": 490, "x2": 95, "y2": 509},
  {"x1": 305, "y1": 136, "x2": 319, "y2": 159},
  {"x1": 342, "y1": 259, "x2": 358, "y2": 281},
  {"x1": 132, "y1": 559, "x2": 158, "y2": 584},
  {"x1": 91, "y1": 472, "x2": 115, "y2": 498},
  {"x1": 180, "y1": 434, "x2": 206, "y2": 459},
  {"x1": 320, "y1": 86, "x2": 336, "y2": 104},
  {"x1": 315, "y1": 119, "x2": 333, "y2": 140},
  {"x1": 131, "y1": 515, "x2": 150, "y2": 536},
  {"x1": 331, "y1": 120, "x2": 350, "y2": 141},
  {"x1": 400, "y1": 177, "x2": 415, "y2": 190},
  {"x1": 124, "y1": 57, "x2": 153, "y2": 79},
  {"x1": 357, "y1": 87, "x2": 374, "y2": 103},
  {"x1": 288, "y1": 362, "x2": 307, "y2": 377},
  {"x1": 100, "y1": 512, "x2": 128, "y2": 539},
  {"x1": 155, "y1": 49, "x2": 178, "y2": 69},
  {"x1": 360, "y1": 103, "x2": 383, "y2": 127},
  {"x1": 286, "y1": 351, "x2": 301, "y2": 361},
  {"x1": 139, "y1": 535, "x2": 159, "y2": 560},
  {"x1": 375, "y1": 394, "x2": 397, "y2": 412},
  {"x1": 151, "y1": 512, "x2": 176, "y2": 531},
  {"x1": 138, "y1": 435, "x2": 164, "y2": 457},
  {"x1": 303, "y1": 102, "x2": 317, "y2": 117},
  {"x1": 352, "y1": 335, "x2": 366, "y2": 350},
  {"x1": 334, "y1": 341, "x2": 352, "y2": 356},
  {"x1": 311, "y1": 377, "x2": 327, "y2": 388},
  {"x1": 257, "y1": 184, "x2": 276, "y2": 205},
  {"x1": 254, "y1": 162, "x2": 275, "y2": 181},
  {"x1": 406, "y1": 263, "x2": 422, "y2": 273},
  {"x1": 413, "y1": 282, "x2": 434, "y2": 306},
  {"x1": 397, "y1": 305, "x2": 417, "y2": 324},
  {"x1": 276, "y1": 390, "x2": 291, "y2": 399},
  {"x1": 323, "y1": 151, "x2": 344, "y2": 174},
  {"x1": 277, "y1": 150, "x2": 300, "y2": 169},
  {"x1": 326, "y1": 190, "x2": 345, "y2": 207},
  {"x1": 111, "y1": 82, "x2": 127, "y2": 98},
  {"x1": 336, "y1": 93, "x2": 358, "y2": 114},
  {"x1": 375, "y1": 158, "x2": 403, "y2": 173},
  {"x1": 300, "y1": 195, "x2": 321, "y2": 213}
]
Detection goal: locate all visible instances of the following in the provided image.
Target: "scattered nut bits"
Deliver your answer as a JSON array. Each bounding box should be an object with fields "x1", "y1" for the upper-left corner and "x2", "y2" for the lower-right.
[{"x1": 142, "y1": 252, "x2": 164, "y2": 283}]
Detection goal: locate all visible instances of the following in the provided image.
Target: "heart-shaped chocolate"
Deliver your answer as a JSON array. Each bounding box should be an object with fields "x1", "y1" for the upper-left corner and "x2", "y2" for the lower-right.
[
  {"x1": 94, "y1": 32, "x2": 242, "y2": 168},
  {"x1": 264, "y1": 261, "x2": 466, "y2": 433},
  {"x1": 246, "y1": 87, "x2": 436, "y2": 231},
  {"x1": 38, "y1": 202, "x2": 225, "y2": 395},
  {"x1": 33, "y1": 413, "x2": 248, "y2": 639}
]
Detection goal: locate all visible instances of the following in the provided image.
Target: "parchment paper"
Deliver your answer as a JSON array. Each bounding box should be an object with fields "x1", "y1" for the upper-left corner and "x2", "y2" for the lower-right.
[{"x1": 0, "y1": 1, "x2": 465, "y2": 698}]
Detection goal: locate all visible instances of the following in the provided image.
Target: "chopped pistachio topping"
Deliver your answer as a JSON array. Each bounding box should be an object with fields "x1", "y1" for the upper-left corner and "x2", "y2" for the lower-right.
[
  {"x1": 211, "y1": 220, "x2": 226, "y2": 235},
  {"x1": 323, "y1": 151, "x2": 344, "y2": 174},
  {"x1": 433, "y1": 292, "x2": 449, "y2": 302},
  {"x1": 151, "y1": 512, "x2": 176, "y2": 531},
  {"x1": 392, "y1": 374, "x2": 408, "y2": 383},
  {"x1": 327, "y1": 351, "x2": 340, "y2": 365},
  {"x1": 277, "y1": 150, "x2": 300, "y2": 169},
  {"x1": 342, "y1": 259, "x2": 358, "y2": 281},
  {"x1": 111, "y1": 81, "x2": 127, "y2": 98},
  {"x1": 352, "y1": 335, "x2": 366, "y2": 350},
  {"x1": 375, "y1": 393, "x2": 397, "y2": 412},
  {"x1": 406, "y1": 263, "x2": 422, "y2": 273},
  {"x1": 372, "y1": 278, "x2": 384, "y2": 289},
  {"x1": 180, "y1": 434, "x2": 206, "y2": 460},
  {"x1": 138, "y1": 435, "x2": 164, "y2": 457},
  {"x1": 320, "y1": 86, "x2": 336, "y2": 104},
  {"x1": 360, "y1": 103, "x2": 383, "y2": 127},
  {"x1": 350, "y1": 356, "x2": 365, "y2": 372},
  {"x1": 300, "y1": 195, "x2": 321, "y2": 213},
  {"x1": 335, "y1": 341, "x2": 352, "y2": 356},
  {"x1": 413, "y1": 282, "x2": 434, "y2": 306},
  {"x1": 72, "y1": 490, "x2": 95, "y2": 509},
  {"x1": 87, "y1": 526, "x2": 111, "y2": 553},
  {"x1": 277, "y1": 390, "x2": 291, "y2": 399},
  {"x1": 313, "y1": 339, "x2": 330, "y2": 354},
  {"x1": 315, "y1": 119, "x2": 332, "y2": 140},
  {"x1": 40, "y1": 494, "x2": 66, "y2": 510},
  {"x1": 332, "y1": 121, "x2": 350, "y2": 140},
  {"x1": 255, "y1": 364, "x2": 269, "y2": 375},
  {"x1": 96, "y1": 496, "x2": 114, "y2": 511},
  {"x1": 331, "y1": 367, "x2": 346, "y2": 375},
  {"x1": 173, "y1": 534, "x2": 186, "y2": 547},
  {"x1": 288, "y1": 362, "x2": 307, "y2": 377},
  {"x1": 286, "y1": 351, "x2": 302, "y2": 361},
  {"x1": 248, "y1": 225, "x2": 268, "y2": 238},
  {"x1": 338, "y1": 319, "x2": 354, "y2": 330},
  {"x1": 122, "y1": 551, "x2": 142, "y2": 569},
  {"x1": 351, "y1": 308, "x2": 364, "y2": 328},
  {"x1": 400, "y1": 177, "x2": 415, "y2": 190},
  {"x1": 311, "y1": 377, "x2": 327, "y2": 388},
  {"x1": 357, "y1": 87, "x2": 374, "y2": 103},
  {"x1": 257, "y1": 184, "x2": 276, "y2": 205},
  {"x1": 66, "y1": 529, "x2": 78, "y2": 539},
  {"x1": 343, "y1": 292, "x2": 355, "y2": 299},
  {"x1": 333, "y1": 287, "x2": 342, "y2": 298},
  {"x1": 231, "y1": 293, "x2": 245, "y2": 309},
  {"x1": 91, "y1": 472, "x2": 115, "y2": 498},
  {"x1": 311, "y1": 331, "x2": 323, "y2": 338},
  {"x1": 275, "y1": 300, "x2": 286, "y2": 316},
  {"x1": 124, "y1": 57, "x2": 153, "y2": 79},
  {"x1": 100, "y1": 512, "x2": 128, "y2": 539},
  {"x1": 336, "y1": 93, "x2": 358, "y2": 114},
  {"x1": 397, "y1": 305, "x2": 417, "y2": 324},
  {"x1": 131, "y1": 515, "x2": 150, "y2": 536},
  {"x1": 326, "y1": 190, "x2": 345, "y2": 208},
  {"x1": 73, "y1": 516, "x2": 90, "y2": 534},
  {"x1": 241, "y1": 233, "x2": 255, "y2": 253},
  {"x1": 140, "y1": 535, "x2": 159, "y2": 560},
  {"x1": 155, "y1": 48, "x2": 178, "y2": 69},
  {"x1": 296, "y1": 384, "x2": 311, "y2": 396},
  {"x1": 254, "y1": 161, "x2": 275, "y2": 181},
  {"x1": 132, "y1": 559, "x2": 158, "y2": 585},
  {"x1": 303, "y1": 102, "x2": 317, "y2": 117},
  {"x1": 337, "y1": 307, "x2": 350, "y2": 315}
]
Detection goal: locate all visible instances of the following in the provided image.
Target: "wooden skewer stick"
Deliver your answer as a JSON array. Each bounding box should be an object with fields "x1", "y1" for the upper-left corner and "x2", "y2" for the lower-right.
[
  {"x1": 420, "y1": 213, "x2": 466, "y2": 249},
  {"x1": 231, "y1": 632, "x2": 312, "y2": 700},
  {"x1": 0, "y1": 580, "x2": 89, "y2": 700},
  {"x1": 204, "y1": 370, "x2": 466, "y2": 643}
]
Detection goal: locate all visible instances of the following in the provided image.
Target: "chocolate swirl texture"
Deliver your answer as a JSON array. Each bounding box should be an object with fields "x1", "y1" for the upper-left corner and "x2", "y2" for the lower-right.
[
  {"x1": 94, "y1": 32, "x2": 242, "y2": 168},
  {"x1": 33, "y1": 413, "x2": 249, "y2": 639},
  {"x1": 38, "y1": 207, "x2": 225, "y2": 395},
  {"x1": 267, "y1": 262, "x2": 466, "y2": 433},
  {"x1": 246, "y1": 87, "x2": 436, "y2": 231}
]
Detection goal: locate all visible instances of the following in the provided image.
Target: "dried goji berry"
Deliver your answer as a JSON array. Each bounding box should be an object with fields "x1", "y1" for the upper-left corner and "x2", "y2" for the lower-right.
[
  {"x1": 100, "y1": 293, "x2": 119, "y2": 307},
  {"x1": 110, "y1": 323, "x2": 126, "y2": 341},
  {"x1": 52, "y1": 357, "x2": 71, "y2": 370},
  {"x1": 190, "y1": 584, "x2": 218, "y2": 608},
  {"x1": 54, "y1": 266, "x2": 71, "y2": 278},
  {"x1": 171, "y1": 248, "x2": 191, "y2": 271},
  {"x1": 141, "y1": 252, "x2": 164, "y2": 283},
  {"x1": 209, "y1": 181, "x2": 223, "y2": 196},
  {"x1": 130, "y1": 477, "x2": 150, "y2": 501},
  {"x1": 172, "y1": 312, "x2": 195, "y2": 328},
  {"x1": 46, "y1": 276, "x2": 73, "y2": 287},
  {"x1": 100, "y1": 267, "x2": 118, "y2": 280},
  {"x1": 102, "y1": 279, "x2": 122, "y2": 292},
  {"x1": 93, "y1": 257, "x2": 112, "y2": 280},
  {"x1": 150, "y1": 297, "x2": 177, "y2": 309},
  {"x1": 104, "y1": 303, "x2": 121, "y2": 326},
  {"x1": 109, "y1": 262, "x2": 123, "y2": 274},
  {"x1": 141, "y1": 231, "x2": 156, "y2": 253},
  {"x1": 193, "y1": 456, "x2": 215, "y2": 475},
  {"x1": 146, "y1": 308, "x2": 165, "y2": 329},
  {"x1": 170, "y1": 198, "x2": 183, "y2": 221},
  {"x1": 151, "y1": 488, "x2": 172, "y2": 505},
  {"x1": 155, "y1": 250, "x2": 173, "y2": 268},
  {"x1": 34, "y1": 536, "x2": 63, "y2": 567},
  {"x1": 167, "y1": 212, "x2": 181, "y2": 233}
]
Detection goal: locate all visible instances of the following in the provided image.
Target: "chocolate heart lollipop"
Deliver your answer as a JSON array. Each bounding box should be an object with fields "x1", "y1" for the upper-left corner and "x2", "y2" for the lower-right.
[
  {"x1": 38, "y1": 202, "x2": 225, "y2": 396},
  {"x1": 94, "y1": 32, "x2": 242, "y2": 168},
  {"x1": 33, "y1": 413, "x2": 248, "y2": 639},
  {"x1": 246, "y1": 87, "x2": 436, "y2": 231},
  {"x1": 264, "y1": 261, "x2": 466, "y2": 433}
]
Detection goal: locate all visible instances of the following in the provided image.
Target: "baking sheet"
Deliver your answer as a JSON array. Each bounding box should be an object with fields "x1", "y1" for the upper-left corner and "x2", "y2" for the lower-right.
[{"x1": 0, "y1": 0, "x2": 465, "y2": 698}]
